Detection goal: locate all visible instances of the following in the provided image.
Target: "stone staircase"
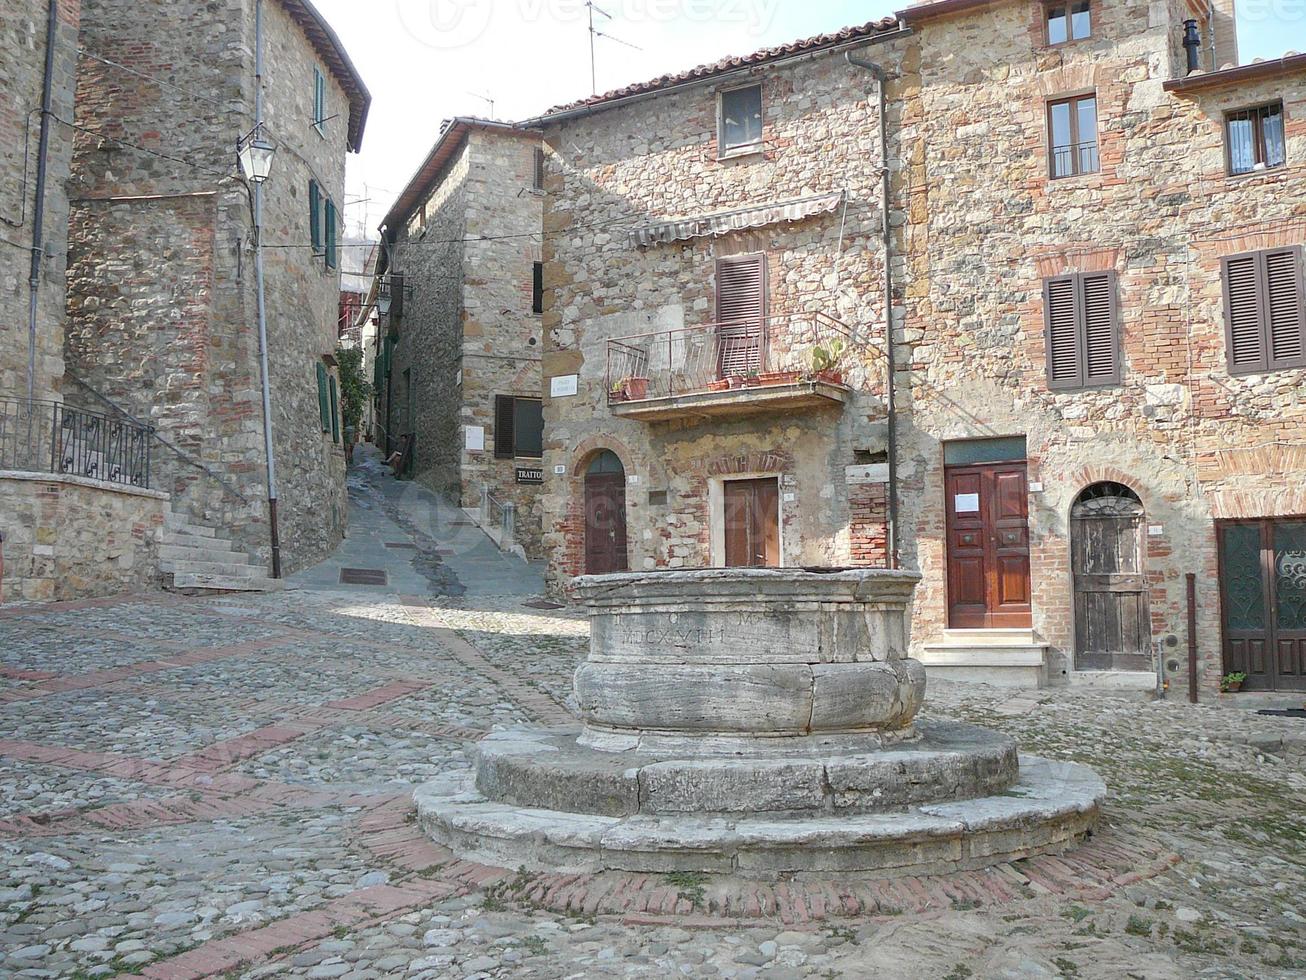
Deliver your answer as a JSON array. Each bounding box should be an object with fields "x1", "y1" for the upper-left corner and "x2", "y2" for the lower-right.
[
  {"x1": 918, "y1": 629, "x2": 1050, "y2": 688},
  {"x1": 159, "y1": 514, "x2": 283, "y2": 593}
]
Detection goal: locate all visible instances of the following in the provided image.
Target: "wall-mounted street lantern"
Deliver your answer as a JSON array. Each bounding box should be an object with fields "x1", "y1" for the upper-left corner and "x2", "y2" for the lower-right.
[
  {"x1": 237, "y1": 127, "x2": 277, "y2": 184},
  {"x1": 376, "y1": 274, "x2": 414, "y2": 318}
]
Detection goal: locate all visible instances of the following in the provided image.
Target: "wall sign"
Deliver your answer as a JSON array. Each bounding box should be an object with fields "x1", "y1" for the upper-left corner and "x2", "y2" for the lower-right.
[
  {"x1": 516, "y1": 466, "x2": 544, "y2": 485},
  {"x1": 554, "y1": 464, "x2": 567, "y2": 475},
  {"x1": 954, "y1": 493, "x2": 980, "y2": 514},
  {"x1": 549, "y1": 375, "x2": 579, "y2": 398},
  {"x1": 464, "y1": 426, "x2": 484, "y2": 452},
  {"x1": 1148, "y1": 525, "x2": 1164, "y2": 537}
]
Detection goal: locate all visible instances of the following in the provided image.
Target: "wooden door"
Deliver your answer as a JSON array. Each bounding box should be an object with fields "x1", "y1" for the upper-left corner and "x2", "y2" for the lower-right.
[
  {"x1": 1220, "y1": 519, "x2": 1306, "y2": 691},
  {"x1": 724, "y1": 478, "x2": 780, "y2": 568},
  {"x1": 1072, "y1": 484, "x2": 1151, "y2": 670},
  {"x1": 715, "y1": 255, "x2": 767, "y2": 377},
  {"x1": 945, "y1": 464, "x2": 1032, "y2": 628},
  {"x1": 584, "y1": 462, "x2": 628, "y2": 576}
]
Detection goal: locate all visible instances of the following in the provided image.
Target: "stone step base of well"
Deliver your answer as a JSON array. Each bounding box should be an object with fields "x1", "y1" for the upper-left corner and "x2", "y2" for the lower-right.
[
  {"x1": 413, "y1": 754, "x2": 1104, "y2": 877},
  {"x1": 171, "y1": 572, "x2": 285, "y2": 593}
]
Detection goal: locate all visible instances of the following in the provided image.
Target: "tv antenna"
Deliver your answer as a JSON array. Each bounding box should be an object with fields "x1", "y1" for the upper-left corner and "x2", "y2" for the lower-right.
[
  {"x1": 587, "y1": 2, "x2": 642, "y2": 95},
  {"x1": 466, "y1": 90, "x2": 496, "y2": 119}
]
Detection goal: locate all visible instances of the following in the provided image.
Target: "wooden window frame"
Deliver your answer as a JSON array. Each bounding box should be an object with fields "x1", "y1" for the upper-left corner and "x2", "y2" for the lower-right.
[
  {"x1": 1225, "y1": 101, "x2": 1287, "y2": 177},
  {"x1": 1045, "y1": 0, "x2": 1092, "y2": 47},
  {"x1": 1221, "y1": 246, "x2": 1306, "y2": 376},
  {"x1": 1047, "y1": 93, "x2": 1100, "y2": 180},
  {"x1": 494, "y1": 395, "x2": 544, "y2": 459},
  {"x1": 1043, "y1": 270, "x2": 1123, "y2": 391},
  {"x1": 717, "y1": 83, "x2": 764, "y2": 159},
  {"x1": 313, "y1": 67, "x2": 328, "y2": 137}
]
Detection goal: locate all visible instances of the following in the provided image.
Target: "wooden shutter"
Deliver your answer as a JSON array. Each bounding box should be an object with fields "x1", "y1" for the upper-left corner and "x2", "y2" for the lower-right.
[
  {"x1": 328, "y1": 376, "x2": 340, "y2": 443},
  {"x1": 1223, "y1": 253, "x2": 1268, "y2": 374},
  {"x1": 309, "y1": 181, "x2": 322, "y2": 252},
  {"x1": 494, "y1": 395, "x2": 515, "y2": 458},
  {"x1": 1265, "y1": 247, "x2": 1306, "y2": 370},
  {"x1": 533, "y1": 147, "x2": 546, "y2": 191},
  {"x1": 316, "y1": 362, "x2": 330, "y2": 432},
  {"x1": 532, "y1": 263, "x2": 544, "y2": 314},
  {"x1": 1044, "y1": 275, "x2": 1083, "y2": 389},
  {"x1": 716, "y1": 254, "x2": 767, "y2": 376},
  {"x1": 1081, "y1": 272, "x2": 1120, "y2": 384},
  {"x1": 390, "y1": 274, "x2": 406, "y2": 319},
  {"x1": 513, "y1": 398, "x2": 543, "y2": 458},
  {"x1": 324, "y1": 200, "x2": 337, "y2": 270}
]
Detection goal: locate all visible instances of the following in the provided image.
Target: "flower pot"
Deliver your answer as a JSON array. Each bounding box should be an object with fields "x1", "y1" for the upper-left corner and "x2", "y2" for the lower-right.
[
  {"x1": 1224, "y1": 681, "x2": 1243, "y2": 694},
  {"x1": 622, "y1": 378, "x2": 650, "y2": 401},
  {"x1": 706, "y1": 379, "x2": 731, "y2": 392},
  {"x1": 816, "y1": 369, "x2": 845, "y2": 386},
  {"x1": 759, "y1": 371, "x2": 800, "y2": 386}
]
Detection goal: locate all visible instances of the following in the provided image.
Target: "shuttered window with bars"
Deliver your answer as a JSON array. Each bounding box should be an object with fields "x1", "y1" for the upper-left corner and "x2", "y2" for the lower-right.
[
  {"x1": 715, "y1": 254, "x2": 767, "y2": 378},
  {"x1": 1222, "y1": 247, "x2": 1306, "y2": 375},
  {"x1": 1043, "y1": 271, "x2": 1122, "y2": 390}
]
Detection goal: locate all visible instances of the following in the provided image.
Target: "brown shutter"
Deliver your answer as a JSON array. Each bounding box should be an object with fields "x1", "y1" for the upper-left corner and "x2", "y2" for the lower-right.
[
  {"x1": 494, "y1": 395, "x2": 515, "y2": 458},
  {"x1": 1081, "y1": 272, "x2": 1120, "y2": 384},
  {"x1": 1044, "y1": 275, "x2": 1083, "y2": 389},
  {"x1": 1265, "y1": 247, "x2": 1306, "y2": 370},
  {"x1": 533, "y1": 147, "x2": 546, "y2": 191},
  {"x1": 716, "y1": 255, "x2": 767, "y2": 376},
  {"x1": 1223, "y1": 253, "x2": 1268, "y2": 374}
]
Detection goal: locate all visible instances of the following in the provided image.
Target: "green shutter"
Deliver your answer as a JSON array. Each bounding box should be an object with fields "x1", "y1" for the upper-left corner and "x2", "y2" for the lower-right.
[
  {"x1": 309, "y1": 180, "x2": 322, "y2": 252},
  {"x1": 316, "y1": 362, "x2": 330, "y2": 432},
  {"x1": 329, "y1": 376, "x2": 340, "y2": 443},
  {"x1": 325, "y1": 200, "x2": 337, "y2": 270}
]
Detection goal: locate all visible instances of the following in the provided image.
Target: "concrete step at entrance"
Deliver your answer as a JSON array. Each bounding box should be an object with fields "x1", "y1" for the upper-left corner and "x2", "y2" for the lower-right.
[
  {"x1": 160, "y1": 558, "x2": 265, "y2": 579},
  {"x1": 171, "y1": 572, "x2": 285, "y2": 593},
  {"x1": 919, "y1": 631, "x2": 1050, "y2": 689},
  {"x1": 158, "y1": 542, "x2": 248, "y2": 563}
]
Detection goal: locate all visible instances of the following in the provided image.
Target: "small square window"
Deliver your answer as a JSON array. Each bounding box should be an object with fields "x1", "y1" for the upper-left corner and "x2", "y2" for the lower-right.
[
  {"x1": 719, "y1": 85, "x2": 763, "y2": 156},
  {"x1": 1226, "y1": 102, "x2": 1286, "y2": 176},
  {"x1": 1048, "y1": 94, "x2": 1100, "y2": 179},
  {"x1": 1047, "y1": 0, "x2": 1091, "y2": 45}
]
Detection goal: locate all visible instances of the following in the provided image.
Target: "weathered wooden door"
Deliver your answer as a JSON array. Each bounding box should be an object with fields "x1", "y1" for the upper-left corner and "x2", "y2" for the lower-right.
[
  {"x1": 724, "y1": 478, "x2": 780, "y2": 568},
  {"x1": 584, "y1": 452, "x2": 628, "y2": 576},
  {"x1": 945, "y1": 463, "x2": 1032, "y2": 628},
  {"x1": 1072, "y1": 483, "x2": 1151, "y2": 670},
  {"x1": 715, "y1": 254, "x2": 767, "y2": 377},
  {"x1": 1219, "y1": 519, "x2": 1306, "y2": 691}
]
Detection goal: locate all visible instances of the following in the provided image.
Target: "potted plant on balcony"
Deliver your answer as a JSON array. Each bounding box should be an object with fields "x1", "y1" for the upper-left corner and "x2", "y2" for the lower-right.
[
  {"x1": 758, "y1": 369, "x2": 801, "y2": 386},
  {"x1": 741, "y1": 368, "x2": 762, "y2": 388},
  {"x1": 807, "y1": 339, "x2": 847, "y2": 386}
]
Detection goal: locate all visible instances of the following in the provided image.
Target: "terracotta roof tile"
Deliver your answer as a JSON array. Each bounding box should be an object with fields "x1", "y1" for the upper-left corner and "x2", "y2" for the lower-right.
[{"x1": 543, "y1": 17, "x2": 901, "y2": 117}]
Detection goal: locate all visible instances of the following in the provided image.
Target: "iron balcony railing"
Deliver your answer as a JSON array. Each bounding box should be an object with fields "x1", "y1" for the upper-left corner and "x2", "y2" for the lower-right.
[
  {"x1": 0, "y1": 397, "x2": 154, "y2": 490},
  {"x1": 1051, "y1": 140, "x2": 1100, "y2": 179},
  {"x1": 606, "y1": 311, "x2": 857, "y2": 405}
]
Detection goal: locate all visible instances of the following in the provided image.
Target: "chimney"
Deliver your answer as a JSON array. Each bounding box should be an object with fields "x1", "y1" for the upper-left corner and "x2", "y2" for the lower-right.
[{"x1": 1183, "y1": 19, "x2": 1203, "y2": 74}]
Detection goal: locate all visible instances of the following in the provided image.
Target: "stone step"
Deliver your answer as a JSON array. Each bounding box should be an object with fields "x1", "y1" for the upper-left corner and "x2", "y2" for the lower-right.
[
  {"x1": 918, "y1": 640, "x2": 1050, "y2": 689},
  {"x1": 158, "y1": 542, "x2": 249, "y2": 564},
  {"x1": 937, "y1": 628, "x2": 1042, "y2": 646},
  {"x1": 160, "y1": 558, "x2": 265, "y2": 579},
  {"x1": 170, "y1": 572, "x2": 284, "y2": 593},
  {"x1": 164, "y1": 514, "x2": 217, "y2": 538}
]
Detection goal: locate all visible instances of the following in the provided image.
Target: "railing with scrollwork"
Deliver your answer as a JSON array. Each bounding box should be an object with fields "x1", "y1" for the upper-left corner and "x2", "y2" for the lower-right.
[
  {"x1": 0, "y1": 398, "x2": 154, "y2": 490},
  {"x1": 606, "y1": 311, "x2": 857, "y2": 406}
]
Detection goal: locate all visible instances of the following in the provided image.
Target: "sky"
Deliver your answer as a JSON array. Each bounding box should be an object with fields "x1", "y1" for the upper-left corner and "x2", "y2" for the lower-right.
[{"x1": 314, "y1": 0, "x2": 1306, "y2": 240}]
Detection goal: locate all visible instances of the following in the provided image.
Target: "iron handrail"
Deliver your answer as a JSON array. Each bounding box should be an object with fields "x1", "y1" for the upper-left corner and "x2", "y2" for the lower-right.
[{"x1": 0, "y1": 396, "x2": 154, "y2": 490}]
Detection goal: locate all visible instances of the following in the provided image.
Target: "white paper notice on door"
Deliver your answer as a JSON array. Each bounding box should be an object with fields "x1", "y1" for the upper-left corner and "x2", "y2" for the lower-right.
[
  {"x1": 465, "y1": 426, "x2": 485, "y2": 452},
  {"x1": 954, "y1": 493, "x2": 980, "y2": 514}
]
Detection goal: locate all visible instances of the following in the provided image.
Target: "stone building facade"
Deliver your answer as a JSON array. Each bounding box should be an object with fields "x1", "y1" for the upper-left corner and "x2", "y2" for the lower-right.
[
  {"x1": 61, "y1": 0, "x2": 369, "y2": 576},
  {"x1": 534, "y1": 1, "x2": 1306, "y2": 696},
  {"x1": 376, "y1": 119, "x2": 546, "y2": 557}
]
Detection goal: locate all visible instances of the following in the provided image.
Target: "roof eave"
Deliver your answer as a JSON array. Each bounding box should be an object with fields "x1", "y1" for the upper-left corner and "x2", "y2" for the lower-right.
[{"x1": 1163, "y1": 53, "x2": 1306, "y2": 92}]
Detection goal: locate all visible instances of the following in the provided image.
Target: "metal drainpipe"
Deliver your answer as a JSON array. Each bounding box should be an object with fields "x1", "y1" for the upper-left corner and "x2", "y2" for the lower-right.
[
  {"x1": 252, "y1": 0, "x2": 282, "y2": 578},
  {"x1": 27, "y1": 0, "x2": 58, "y2": 404},
  {"x1": 846, "y1": 48, "x2": 900, "y2": 570}
]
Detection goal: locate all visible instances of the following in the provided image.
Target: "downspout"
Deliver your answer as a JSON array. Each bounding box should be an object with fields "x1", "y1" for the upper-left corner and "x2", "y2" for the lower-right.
[
  {"x1": 846, "y1": 47, "x2": 901, "y2": 570},
  {"x1": 27, "y1": 0, "x2": 58, "y2": 404},
  {"x1": 252, "y1": 0, "x2": 282, "y2": 578}
]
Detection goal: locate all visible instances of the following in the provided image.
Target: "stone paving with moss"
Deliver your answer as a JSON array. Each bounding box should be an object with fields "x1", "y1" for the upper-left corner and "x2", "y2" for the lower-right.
[{"x1": 1, "y1": 460, "x2": 1304, "y2": 978}]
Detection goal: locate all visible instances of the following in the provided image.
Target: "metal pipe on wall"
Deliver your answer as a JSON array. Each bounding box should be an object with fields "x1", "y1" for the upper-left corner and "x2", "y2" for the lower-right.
[
  {"x1": 27, "y1": 0, "x2": 59, "y2": 404},
  {"x1": 846, "y1": 44, "x2": 901, "y2": 570},
  {"x1": 252, "y1": 0, "x2": 282, "y2": 578}
]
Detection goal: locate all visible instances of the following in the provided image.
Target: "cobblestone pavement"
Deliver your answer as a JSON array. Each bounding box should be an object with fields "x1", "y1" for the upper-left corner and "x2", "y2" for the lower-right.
[{"x1": 2, "y1": 471, "x2": 1305, "y2": 978}]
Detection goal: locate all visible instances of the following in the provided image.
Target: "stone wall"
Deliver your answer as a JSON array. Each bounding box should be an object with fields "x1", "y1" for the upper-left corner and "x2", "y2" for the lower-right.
[
  {"x1": 62, "y1": 0, "x2": 353, "y2": 573},
  {"x1": 0, "y1": 472, "x2": 167, "y2": 602},
  {"x1": 540, "y1": 43, "x2": 901, "y2": 585},
  {"x1": 0, "y1": 0, "x2": 81, "y2": 402},
  {"x1": 385, "y1": 126, "x2": 546, "y2": 557}
]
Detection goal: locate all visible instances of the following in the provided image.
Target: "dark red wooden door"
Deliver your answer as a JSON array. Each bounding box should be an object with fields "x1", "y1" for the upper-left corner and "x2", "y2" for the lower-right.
[
  {"x1": 584, "y1": 473, "x2": 628, "y2": 575},
  {"x1": 945, "y1": 464, "x2": 1032, "y2": 628},
  {"x1": 1219, "y1": 519, "x2": 1306, "y2": 691},
  {"x1": 724, "y1": 478, "x2": 780, "y2": 568}
]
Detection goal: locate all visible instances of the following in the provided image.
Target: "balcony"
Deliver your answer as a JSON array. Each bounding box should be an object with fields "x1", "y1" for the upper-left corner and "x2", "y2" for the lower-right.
[
  {"x1": 606, "y1": 312, "x2": 858, "y2": 423},
  {"x1": 0, "y1": 397, "x2": 155, "y2": 489}
]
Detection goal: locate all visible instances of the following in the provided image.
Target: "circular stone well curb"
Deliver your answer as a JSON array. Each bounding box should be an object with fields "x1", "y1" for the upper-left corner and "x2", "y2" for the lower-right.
[{"x1": 414, "y1": 753, "x2": 1105, "y2": 877}]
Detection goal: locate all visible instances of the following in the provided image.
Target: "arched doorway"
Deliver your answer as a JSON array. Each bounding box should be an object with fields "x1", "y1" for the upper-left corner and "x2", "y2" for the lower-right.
[
  {"x1": 1071, "y1": 482, "x2": 1151, "y2": 671},
  {"x1": 584, "y1": 451, "x2": 629, "y2": 575}
]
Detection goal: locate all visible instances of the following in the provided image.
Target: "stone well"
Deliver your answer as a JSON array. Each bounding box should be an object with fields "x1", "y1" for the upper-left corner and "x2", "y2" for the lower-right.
[{"x1": 415, "y1": 569, "x2": 1104, "y2": 876}]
